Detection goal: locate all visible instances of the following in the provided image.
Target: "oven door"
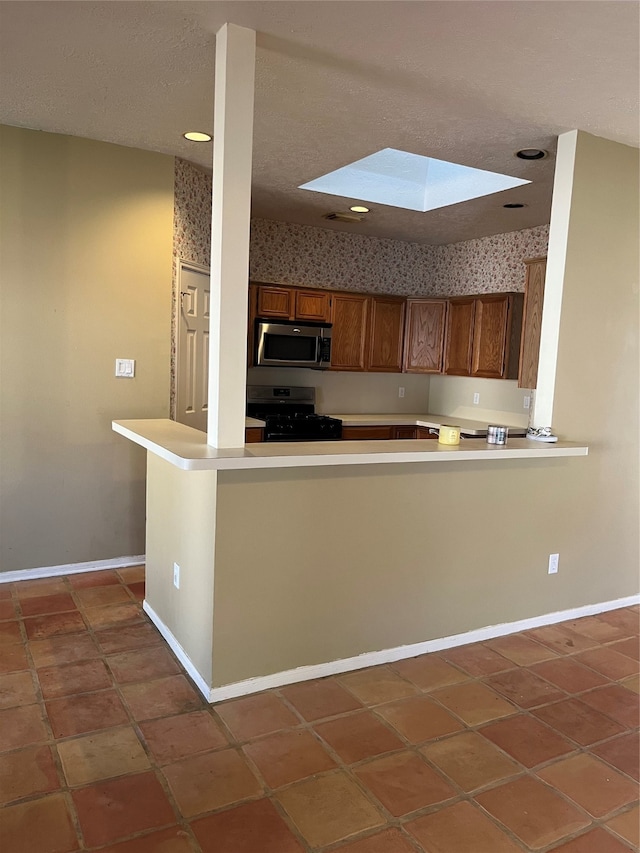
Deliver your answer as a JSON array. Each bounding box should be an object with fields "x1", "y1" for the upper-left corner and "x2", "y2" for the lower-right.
[{"x1": 256, "y1": 320, "x2": 329, "y2": 368}]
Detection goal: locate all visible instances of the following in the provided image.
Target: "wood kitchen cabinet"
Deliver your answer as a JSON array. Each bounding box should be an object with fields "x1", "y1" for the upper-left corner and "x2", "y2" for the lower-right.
[
  {"x1": 295, "y1": 289, "x2": 332, "y2": 322},
  {"x1": 518, "y1": 257, "x2": 547, "y2": 389},
  {"x1": 245, "y1": 427, "x2": 264, "y2": 443},
  {"x1": 342, "y1": 425, "x2": 394, "y2": 440},
  {"x1": 367, "y1": 296, "x2": 405, "y2": 372},
  {"x1": 330, "y1": 293, "x2": 369, "y2": 371},
  {"x1": 444, "y1": 293, "x2": 523, "y2": 379},
  {"x1": 254, "y1": 284, "x2": 332, "y2": 323},
  {"x1": 403, "y1": 299, "x2": 448, "y2": 373},
  {"x1": 256, "y1": 285, "x2": 294, "y2": 319}
]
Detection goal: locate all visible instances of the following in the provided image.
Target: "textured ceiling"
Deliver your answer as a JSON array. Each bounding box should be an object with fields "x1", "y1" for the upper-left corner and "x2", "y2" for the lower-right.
[{"x1": 0, "y1": 1, "x2": 638, "y2": 245}]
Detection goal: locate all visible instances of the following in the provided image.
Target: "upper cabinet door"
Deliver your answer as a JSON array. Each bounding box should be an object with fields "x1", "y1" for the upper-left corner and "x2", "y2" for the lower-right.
[
  {"x1": 444, "y1": 298, "x2": 475, "y2": 375},
  {"x1": 330, "y1": 293, "x2": 369, "y2": 371},
  {"x1": 256, "y1": 285, "x2": 294, "y2": 319},
  {"x1": 295, "y1": 289, "x2": 332, "y2": 322},
  {"x1": 518, "y1": 258, "x2": 547, "y2": 389},
  {"x1": 471, "y1": 294, "x2": 510, "y2": 378},
  {"x1": 403, "y1": 299, "x2": 447, "y2": 373},
  {"x1": 367, "y1": 297, "x2": 405, "y2": 372}
]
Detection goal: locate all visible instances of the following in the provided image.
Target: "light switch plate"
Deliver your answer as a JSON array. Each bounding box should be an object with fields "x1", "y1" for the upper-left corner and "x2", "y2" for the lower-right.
[{"x1": 115, "y1": 358, "x2": 135, "y2": 378}]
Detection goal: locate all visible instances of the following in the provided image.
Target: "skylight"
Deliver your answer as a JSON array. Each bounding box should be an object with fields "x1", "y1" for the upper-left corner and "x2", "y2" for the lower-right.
[{"x1": 299, "y1": 148, "x2": 530, "y2": 212}]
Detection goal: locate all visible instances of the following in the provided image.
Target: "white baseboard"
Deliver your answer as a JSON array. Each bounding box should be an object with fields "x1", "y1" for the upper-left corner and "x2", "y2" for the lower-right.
[
  {"x1": 0, "y1": 555, "x2": 146, "y2": 584},
  {"x1": 142, "y1": 601, "x2": 212, "y2": 700},
  {"x1": 141, "y1": 592, "x2": 639, "y2": 704}
]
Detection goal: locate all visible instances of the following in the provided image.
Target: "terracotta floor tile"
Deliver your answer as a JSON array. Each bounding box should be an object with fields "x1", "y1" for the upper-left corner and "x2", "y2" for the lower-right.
[
  {"x1": 0, "y1": 584, "x2": 14, "y2": 600},
  {"x1": 475, "y1": 775, "x2": 590, "y2": 849},
  {"x1": 0, "y1": 669, "x2": 39, "y2": 708},
  {"x1": 191, "y1": 798, "x2": 304, "y2": 853},
  {"x1": 565, "y1": 615, "x2": 632, "y2": 643},
  {"x1": 38, "y1": 658, "x2": 112, "y2": 699},
  {"x1": 480, "y1": 714, "x2": 575, "y2": 767},
  {"x1": 484, "y1": 667, "x2": 567, "y2": 709},
  {"x1": 406, "y1": 800, "x2": 522, "y2": 853},
  {"x1": 375, "y1": 695, "x2": 464, "y2": 743},
  {"x1": 0, "y1": 744, "x2": 60, "y2": 805},
  {"x1": 126, "y1": 581, "x2": 145, "y2": 601},
  {"x1": 389, "y1": 654, "x2": 469, "y2": 690},
  {"x1": 244, "y1": 728, "x2": 335, "y2": 788},
  {"x1": 72, "y1": 770, "x2": 176, "y2": 847},
  {"x1": 107, "y1": 645, "x2": 181, "y2": 684},
  {"x1": 46, "y1": 689, "x2": 129, "y2": 737},
  {"x1": 0, "y1": 599, "x2": 17, "y2": 620},
  {"x1": 337, "y1": 666, "x2": 419, "y2": 705},
  {"x1": 422, "y1": 730, "x2": 521, "y2": 791},
  {"x1": 83, "y1": 602, "x2": 143, "y2": 630},
  {"x1": 314, "y1": 709, "x2": 404, "y2": 763},
  {"x1": 621, "y1": 674, "x2": 640, "y2": 693},
  {"x1": 431, "y1": 681, "x2": 517, "y2": 726},
  {"x1": 355, "y1": 750, "x2": 455, "y2": 817},
  {"x1": 486, "y1": 633, "x2": 559, "y2": 666},
  {"x1": 575, "y1": 647, "x2": 640, "y2": 680},
  {"x1": 20, "y1": 593, "x2": 77, "y2": 617},
  {"x1": 533, "y1": 698, "x2": 626, "y2": 746},
  {"x1": 215, "y1": 692, "x2": 300, "y2": 740},
  {"x1": 140, "y1": 709, "x2": 228, "y2": 764},
  {"x1": 593, "y1": 730, "x2": 640, "y2": 781},
  {"x1": 280, "y1": 677, "x2": 363, "y2": 721},
  {"x1": 606, "y1": 804, "x2": 640, "y2": 848},
  {"x1": 75, "y1": 584, "x2": 132, "y2": 608},
  {"x1": 0, "y1": 703, "x2": 48, "y2": 751},
  {"x1": 538, "y1": 753, "x2": 638, "y2": 818},
  {"x1": 57, "y1": 725, "x2": 150, "y2": 786},
  {"x1": 529, "y1": 657, "x2": 609, "y2": 693},
  {"x1": 24, "y1": 611, "x2": 86, "y2": 640},
  {"x1": 579, "y1": 683, "x2": 639, "y2": 728},
  {"x1": 121, "y1": 675, "x2": 203, "y2": 721},
  {"x1": 528, "y1": 826, "x2": 631, "y2": 853},
  {"x1": 162, "y1": 747, "x2": 262, "y2": 817},
  {"x1": 15, "y1": 577, "x2": 69, "y2": 598},
  {"x1": 94, "y1": 621, "x2": 162, "y2": 654},
  {"x1": 438, "y1": 642, "x2": 516, "y2": 676},
  {"x1": 0, "y1": 792, "x2": 78, "y2": 853},
  {"x1": 67, "y1": 569, "x2": 120, "y2": 588},
  {"x1": 597, "y1": 608, "x2": 640, "y2": 635},
  {"x1": 29, "y1": 632, "x2": 101, "y2": 668},
  {"x1": 608, "y1": 637, "x2": 640, "y2": 661},
  {"x1": 93, "y1": 826, "x2": 195, "y2": 853},
  {"x1": 0, "y1": 642, "x2": 30, "y2": 674},
  {"x1": 0, "y1": 619, "x2": 23, "y2": 645},
  {"x1": 331, "y1": 828, "x2": 417, "y2": 853},
  {"x1": 276, "y1": 770, "x2": 384, "y2": 848},
  {"x1": 526, "y1": 624, "x2": 599, "y2": 655},
  {"x1": 116, "y1": 565, "x2": 146, "y2": 584}
]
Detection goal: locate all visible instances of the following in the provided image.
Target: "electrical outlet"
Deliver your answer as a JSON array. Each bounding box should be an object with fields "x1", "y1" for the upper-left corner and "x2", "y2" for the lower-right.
[
  {"x1": 548, "y1": 553, "x2": 559, "y2": 575},
  {"x1": 473, "y1": 392, "x2": 480, "y2": 405},
  {"x1": 173, "y1": 562, "x2": 180, "y2": 589},
  {"x1": 523, "y1": 395, "x2": 531, "y2": 410},
  {"x1": 398, "y1": 387, "x2": 405, "y2": 398}
]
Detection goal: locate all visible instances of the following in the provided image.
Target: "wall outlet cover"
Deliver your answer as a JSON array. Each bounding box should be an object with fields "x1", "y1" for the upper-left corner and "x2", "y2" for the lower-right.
[{"x1": 548, "y1": 553, "x2": 559, "y2": 574}]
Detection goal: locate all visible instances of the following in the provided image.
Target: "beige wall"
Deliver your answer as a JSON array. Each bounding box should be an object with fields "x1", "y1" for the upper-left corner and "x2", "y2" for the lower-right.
[
  {"x1": 427, "y1": 376, "x2": 530, "y2": 427},
  {"x1": 0, "y1": 127, "x2": 174, "y2": 572},
  {"x1": 211, "y1": 132, "x2": 638, "y2": 688}
]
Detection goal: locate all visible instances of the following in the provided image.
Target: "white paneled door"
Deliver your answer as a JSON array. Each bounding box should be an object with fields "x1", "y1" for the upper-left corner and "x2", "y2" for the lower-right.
[{"x1": 176, "y1": 261, "x2": 210, "y2": 432}]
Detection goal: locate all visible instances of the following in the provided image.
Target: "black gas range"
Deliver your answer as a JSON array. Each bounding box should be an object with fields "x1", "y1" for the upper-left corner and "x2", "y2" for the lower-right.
[{"x1": 247, "y1": 386, "x2": 342, "y2": 442}]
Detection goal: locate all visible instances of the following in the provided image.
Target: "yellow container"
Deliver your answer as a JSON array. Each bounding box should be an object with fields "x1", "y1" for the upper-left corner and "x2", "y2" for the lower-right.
[{"x1": 438, "y1": 424, "x2": 461, "y2": 445}]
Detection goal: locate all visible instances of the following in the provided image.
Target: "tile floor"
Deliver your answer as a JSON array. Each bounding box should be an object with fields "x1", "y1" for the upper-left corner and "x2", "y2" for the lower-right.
[{"x1": 0, "y1": 567, "x2": 638, "y2": 853}]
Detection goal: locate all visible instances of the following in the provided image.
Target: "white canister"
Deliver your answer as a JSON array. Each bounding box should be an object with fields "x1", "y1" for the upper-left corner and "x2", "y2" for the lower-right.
[
  {"x1": 438, "y1": 424, "x2": 461, "y2": 446},
  {"x1": 487, "y1": 425, "x2": 509, "y2": 445}
]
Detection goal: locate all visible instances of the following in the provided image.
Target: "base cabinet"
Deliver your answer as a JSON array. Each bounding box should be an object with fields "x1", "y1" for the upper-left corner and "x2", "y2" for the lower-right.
[
  {"x1": 245, "y1": 428, "x2": 264, "y2": 443},
  {"x1": 342, "y1": 426, "x2": 394, "y2": 440}
]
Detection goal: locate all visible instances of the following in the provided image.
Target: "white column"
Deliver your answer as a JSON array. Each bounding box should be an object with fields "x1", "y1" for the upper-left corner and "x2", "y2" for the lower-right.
[{"x1": 207, "y1": 24, "x2": 256, "y2": 447}]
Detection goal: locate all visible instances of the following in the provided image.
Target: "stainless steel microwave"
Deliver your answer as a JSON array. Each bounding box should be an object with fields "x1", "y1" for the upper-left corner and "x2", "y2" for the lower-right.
[{"x1": 255, "y1": 319, "x2": 332, "y2": 369}]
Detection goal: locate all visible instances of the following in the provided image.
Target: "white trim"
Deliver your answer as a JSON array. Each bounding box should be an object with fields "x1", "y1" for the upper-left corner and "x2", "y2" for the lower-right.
[
  {"x1": 0, "y1": 555, "x2": 146, "y2": 584},
  {"x1": 140, "y1": 592, "x2": 639, "y2": 704},
  {"x1": 207, "y1": 593, "x2": 640, "y2": 703},
  {"x1": 143, "y1": 601, "x2": 212, "y2": 700}
]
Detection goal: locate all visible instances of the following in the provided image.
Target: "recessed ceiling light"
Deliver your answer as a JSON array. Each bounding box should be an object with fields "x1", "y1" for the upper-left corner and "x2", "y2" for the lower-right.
[
  {"x1": 515, "y1": 148, "x2": 548, "y2": 160},
  {"x1": 183, "y1": 131, "x2": 212, "y2": 142},
  {"x1": 350, "y1": 205, "x2": 370, "y2": 213},
  {"x1": 503, "y1": 203, "x2": 526, "y2": 208}
]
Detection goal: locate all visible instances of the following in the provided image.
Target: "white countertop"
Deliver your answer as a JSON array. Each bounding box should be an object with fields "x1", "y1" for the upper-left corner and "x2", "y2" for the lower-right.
[
  {"x1": 113, "y1": 419, "x2": 588, "y2": 472},
  {"x1": 325, "y1": 413, "x2": 526, "y2": 436},
  {"x1": 245, "y1": 417, "x2": 266, "y2": 428}
]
